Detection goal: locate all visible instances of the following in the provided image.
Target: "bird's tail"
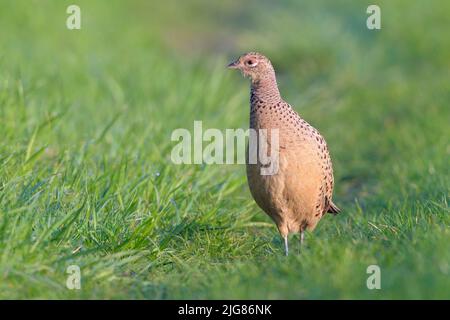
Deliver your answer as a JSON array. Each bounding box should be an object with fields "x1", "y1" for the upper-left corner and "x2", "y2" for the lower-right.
[{"x1": 327, "y1": 201, "x2": 341, "y2": 215}]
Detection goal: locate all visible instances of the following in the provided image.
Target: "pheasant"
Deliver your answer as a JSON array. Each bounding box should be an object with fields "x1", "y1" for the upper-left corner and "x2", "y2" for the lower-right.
[{"x1": 228, "y1": 52, "x2": 340, "y2": 255}]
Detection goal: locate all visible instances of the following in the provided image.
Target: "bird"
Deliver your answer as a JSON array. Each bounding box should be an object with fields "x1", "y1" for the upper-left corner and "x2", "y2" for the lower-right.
[{"x1": 227, "y1": 52, "x2": 340, "y2": 255}]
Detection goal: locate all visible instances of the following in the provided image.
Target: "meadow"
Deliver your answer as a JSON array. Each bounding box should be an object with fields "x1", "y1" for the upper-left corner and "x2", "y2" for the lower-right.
[{"x1": 0, "y1": 0, "x2": 449, "y2": 299}]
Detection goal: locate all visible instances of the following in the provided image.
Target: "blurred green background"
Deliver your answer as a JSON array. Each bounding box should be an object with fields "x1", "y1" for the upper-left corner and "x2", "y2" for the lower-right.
[{"x1": 0, "y1": 0, "x2": 449, "y2": 299}]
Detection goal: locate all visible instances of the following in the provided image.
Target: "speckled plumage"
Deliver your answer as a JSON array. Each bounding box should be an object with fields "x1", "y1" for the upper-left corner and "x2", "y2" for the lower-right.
[{"x1": 228, "y1": 52, "x2": 340, "y2": 254}]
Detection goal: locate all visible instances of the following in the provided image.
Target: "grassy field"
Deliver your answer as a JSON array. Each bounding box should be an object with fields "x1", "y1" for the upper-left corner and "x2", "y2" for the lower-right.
[{"x1": 0, "y1": 0, "x2": 449, "y2": 299}]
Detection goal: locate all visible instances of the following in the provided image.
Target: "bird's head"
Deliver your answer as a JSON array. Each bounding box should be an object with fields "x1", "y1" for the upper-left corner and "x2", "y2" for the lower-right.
[{"x1": 227, "y1": 52, "x2": 275, "y2": 83}]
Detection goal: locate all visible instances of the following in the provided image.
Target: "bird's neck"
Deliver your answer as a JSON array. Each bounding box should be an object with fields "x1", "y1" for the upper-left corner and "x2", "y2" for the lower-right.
[{"x1": 250, "y1": 74, "x2": 281, "y2": 105}]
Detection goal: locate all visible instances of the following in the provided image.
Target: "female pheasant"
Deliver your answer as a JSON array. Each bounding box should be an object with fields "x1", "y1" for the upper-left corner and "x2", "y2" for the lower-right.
[{"x1": 228, "y1": 52, "x2": 340, "y2": 255}]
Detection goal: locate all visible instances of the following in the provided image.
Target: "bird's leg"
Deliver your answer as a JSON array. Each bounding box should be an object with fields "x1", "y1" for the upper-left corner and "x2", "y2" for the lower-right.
[
  {"x1": 284, "y1": 236, "x2": 289, "y2": 256},
  {"x1": 298, "y1": 230, "x2": 305, "y2": 254}
]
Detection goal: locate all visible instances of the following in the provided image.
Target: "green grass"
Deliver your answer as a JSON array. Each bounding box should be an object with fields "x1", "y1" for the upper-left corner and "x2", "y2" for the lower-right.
[{"x1": 0, "y1": 0, "x2": 449, "y2": 299}]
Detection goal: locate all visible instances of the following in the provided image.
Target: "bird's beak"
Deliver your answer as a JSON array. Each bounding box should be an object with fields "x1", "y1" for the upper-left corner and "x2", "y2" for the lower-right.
[{"x1": 227, "y1": 60, "x2": 240, "y2": 69}]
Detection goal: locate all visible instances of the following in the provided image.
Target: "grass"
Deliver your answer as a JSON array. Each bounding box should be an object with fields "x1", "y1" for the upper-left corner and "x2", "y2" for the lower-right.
[{"x1": 0, "y1": 0, "x2": 449, "y2": 299}]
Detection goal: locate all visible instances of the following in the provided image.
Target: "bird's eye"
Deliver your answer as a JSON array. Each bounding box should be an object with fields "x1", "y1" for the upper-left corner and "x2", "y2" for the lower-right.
[{"x1": 245, "y1": 59, "x2": 258, "y2": 67}]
